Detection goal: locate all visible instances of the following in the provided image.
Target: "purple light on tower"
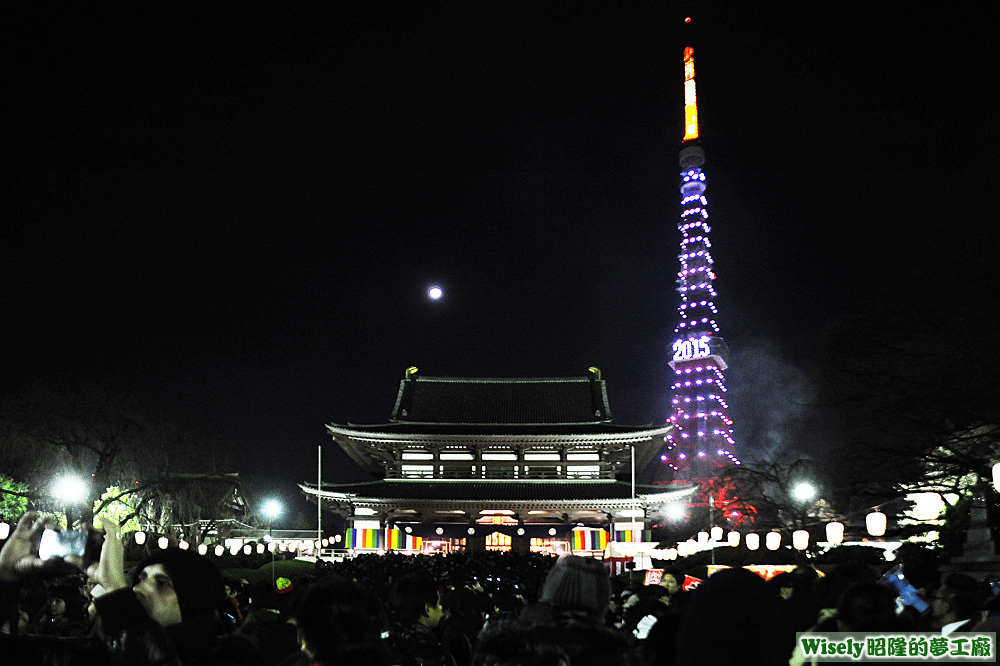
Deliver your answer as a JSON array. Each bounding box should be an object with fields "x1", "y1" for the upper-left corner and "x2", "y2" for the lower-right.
[{"x1": 661, "y1": 46, "x2": 739, "y2": 482}]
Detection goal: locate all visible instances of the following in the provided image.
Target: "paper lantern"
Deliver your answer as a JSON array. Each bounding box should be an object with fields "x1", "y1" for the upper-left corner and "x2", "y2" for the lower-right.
[
  {"x1": 243, "y1": 544, "x2": 252, "y2": 555},
  {"x1": 134, "y1": 531, "x2": 146, "y2": 545},
  {"x1": 215, "y1": 545, "x2": 225, "y2": 556},
  {"x1": 229, "y1": 545, "x2": 239, "y2": 555},
  {"x1": 792, "y1": 530, "x2": 809, "y2": 550},
  {"x1": 765, "y1": 532, "x2": 781, "y2": 550},
  {"x1": 256, "y1": 543, "x2": 265, "y2": 554},
  {"x1": 157, "y1": 536, "x2": 169, "y2": 550},
  {"x1": 197, "y1": 544, "x2": 208, "y2": 555},
  {"x1": 710, "y1": 526, "x2": 723, "y2": 541},
  {"x1": 178, "y1": 540, "x2": 189, "y2": 550},
  {"x1": 727, "y1": 531, "x2": 740, "y2": 547},
  {"x1": 745, "y1": 533, "x2": 760, "y2": 550},
  {"x1": 697, "y1": 531, "x2": 709, "y2": 544},
  {"x1": 825, "y1": 521, "x2": 844, "y2": 544},
  {"x1": 866, "y1": 511, "x2": 886, "y2": 537},
  {"x1": 0, "y1": 523, "x2": 9, "y2": 540}
]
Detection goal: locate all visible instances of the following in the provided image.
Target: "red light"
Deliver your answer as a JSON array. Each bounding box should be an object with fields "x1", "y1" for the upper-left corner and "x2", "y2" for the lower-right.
[{"x1": 684, "y1": 17, "x2": 691, "y2": 23}]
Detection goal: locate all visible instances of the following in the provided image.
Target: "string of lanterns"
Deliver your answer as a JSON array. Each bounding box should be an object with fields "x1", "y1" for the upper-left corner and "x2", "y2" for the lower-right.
[
  {"x1": 658, "y1": 510, "x2": 888, "y2": 561},
  {"x1": 128, "y1": 530, "x2": 343, "y2": 555}
]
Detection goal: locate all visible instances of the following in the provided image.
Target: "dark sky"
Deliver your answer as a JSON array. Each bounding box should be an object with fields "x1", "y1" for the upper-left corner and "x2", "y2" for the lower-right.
[{"x1": 4, "y1": 5, "x2": 995, "y2": 513}]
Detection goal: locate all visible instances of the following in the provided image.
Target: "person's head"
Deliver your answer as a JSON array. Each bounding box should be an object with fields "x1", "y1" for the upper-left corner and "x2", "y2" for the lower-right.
[
  {"x1": 132, "y1": 548, "x2": 226, "y2": 628},
  {"x1": 538, "y1": 555, "x2": 610, "y2": 623},
  {"x1": 48, "y1": 595, "x2": 67, "y2": 616},
  {"x1": 659, "y1": 567, "x2": 685, "y2": 596},
  {"x1": 769, "y1": 572, "x2": 796, "y2": 601},
  {"x1": 390, "y1": 575, "x2": 446, "y2": 629},
  {"x1": 677, "y1": 567, "x2": 791, "y2": 666},
  {"x1": 836, "y1": 582, "x2": 898, "y2": 631},
  {"x1": 295, "y1": 577, "x2": 389, "y2": 665},
  {"x1": 933, "y1": 573, "x2": 986, "y2": 624}
]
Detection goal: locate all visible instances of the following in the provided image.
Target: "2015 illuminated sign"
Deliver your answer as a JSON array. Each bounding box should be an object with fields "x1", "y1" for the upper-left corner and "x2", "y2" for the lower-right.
[{"x1": 672, "y1": 335, "x2": 711, "y2": 362}]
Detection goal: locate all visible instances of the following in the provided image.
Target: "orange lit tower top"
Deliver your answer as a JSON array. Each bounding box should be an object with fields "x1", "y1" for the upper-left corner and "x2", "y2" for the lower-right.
[
  {"x1": 683, "y1": 46, "x2": 699, "y2": 142},
  {"x1": 660, "y1": 46, "x2": 740, "y2": 483}
]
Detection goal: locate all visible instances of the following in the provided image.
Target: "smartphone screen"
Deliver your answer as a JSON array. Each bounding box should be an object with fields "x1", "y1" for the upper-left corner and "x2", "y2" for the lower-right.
[
  {"x1": 38, "y1": 529, "x2": 88, "y2": 560},
  {"x1": 879, "y1": 564, "x2": 930, "y2": 614}
]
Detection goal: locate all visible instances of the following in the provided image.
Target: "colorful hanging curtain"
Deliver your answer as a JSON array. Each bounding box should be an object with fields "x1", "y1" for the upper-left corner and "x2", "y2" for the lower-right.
[
  {"x1": 613, "y1": 529, "x2": 652, "y2": 543},
  {"x1": 346, "y1": 528, "x2": 381, "y2": 549},
  {"x1": 385, "y1": 529, "x2": 423, "y2": 550},
  {"x1": 571, "y1": 530, "x2": 609, "y2": 551}
]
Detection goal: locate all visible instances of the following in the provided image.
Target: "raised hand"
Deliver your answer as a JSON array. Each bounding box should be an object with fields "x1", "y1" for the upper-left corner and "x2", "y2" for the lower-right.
[{"x1": 0, "y1": 512, "x2": 69, "y2": 582}]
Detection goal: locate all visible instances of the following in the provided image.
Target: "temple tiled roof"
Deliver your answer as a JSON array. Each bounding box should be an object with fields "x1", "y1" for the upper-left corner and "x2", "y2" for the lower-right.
[{"x1": 389, "y1": 375, "x2": 612, "y2": 425}]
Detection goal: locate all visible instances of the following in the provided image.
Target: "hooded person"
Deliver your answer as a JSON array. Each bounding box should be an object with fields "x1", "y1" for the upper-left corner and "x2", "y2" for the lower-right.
[
  {"x1": 89, "y1": 521, "x2": 257, "y2": 666},
  {"x1": 476, "y1": 555, "x2": 642, "y2": 666}
]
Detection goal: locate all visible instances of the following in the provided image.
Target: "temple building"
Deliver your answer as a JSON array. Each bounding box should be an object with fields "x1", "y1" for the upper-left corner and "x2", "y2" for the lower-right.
[{"x1": 301, "y1": 368, "x2": 696, "y2": 554}]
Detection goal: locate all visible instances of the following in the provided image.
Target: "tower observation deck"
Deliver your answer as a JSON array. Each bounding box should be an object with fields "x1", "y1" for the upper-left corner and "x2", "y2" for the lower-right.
[{"x1": 661, "y1": 47, "x2": 740, "y2": 481}]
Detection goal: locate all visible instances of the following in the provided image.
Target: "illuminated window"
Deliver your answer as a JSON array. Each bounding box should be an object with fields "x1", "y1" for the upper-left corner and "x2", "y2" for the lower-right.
[
  {"x1": 567, "y1": 452, "x2": 599, "y2": 461},
  {"x1": 567, "y1": 465, "x2": 601, "y2": 479},
  {"x1": 525, "y1": 452, "x2": 560, "y2": 461},
  {"x1": 485, "y1": 532, "x2": 511, "y2": 552},
  {"x1": 401, "y1": 451, "x2": 433, "y2": 460}
]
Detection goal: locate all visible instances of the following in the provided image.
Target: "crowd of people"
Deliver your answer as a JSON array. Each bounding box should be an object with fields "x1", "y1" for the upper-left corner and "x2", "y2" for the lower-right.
[{"x1": 2, "y1": 511, "x2": 998, "y2": 666}]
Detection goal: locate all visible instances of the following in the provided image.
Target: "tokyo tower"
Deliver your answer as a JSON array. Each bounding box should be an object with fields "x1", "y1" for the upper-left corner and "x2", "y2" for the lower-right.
[{"x1": 661, "y1": 47, "x2": 740, "y2": 481}]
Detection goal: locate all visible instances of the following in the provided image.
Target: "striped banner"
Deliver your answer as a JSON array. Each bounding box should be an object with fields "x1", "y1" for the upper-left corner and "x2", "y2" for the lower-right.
[
  {"x1": 613, "y1": 529, "x2": 651, "y2": 543},
  {"x1": 571, "y1": 530, "x2": 609, "y2": 551},
  {"x1": 346, "y1": 528, "x2": 381, "y2": 549},
  {"x1": 385, "y1": 530, "x2": 423, "y2": 551}
]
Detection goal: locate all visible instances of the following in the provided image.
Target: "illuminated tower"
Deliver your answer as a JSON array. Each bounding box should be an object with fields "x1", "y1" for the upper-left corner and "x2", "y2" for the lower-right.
[{"x1": 662, "y1": 47, "x2": 739, "y2": 480}]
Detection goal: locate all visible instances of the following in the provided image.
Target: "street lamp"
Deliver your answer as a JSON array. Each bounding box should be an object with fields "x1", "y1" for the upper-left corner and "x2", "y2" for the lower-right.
[
  {"x1": 793, "y1": 483, "x2": 815, "y2": 501},
  {"x1": 52, "y1": 475, "x2": 89, "y2": 527},
  {"x1": 262, "y1": 499, "x2": 283, "y2": 586}
]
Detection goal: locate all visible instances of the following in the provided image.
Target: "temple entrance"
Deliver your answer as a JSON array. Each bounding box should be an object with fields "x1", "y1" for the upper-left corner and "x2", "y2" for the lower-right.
[{"x1": 485, "y1": 531, "x2": 512, "y2": 552}]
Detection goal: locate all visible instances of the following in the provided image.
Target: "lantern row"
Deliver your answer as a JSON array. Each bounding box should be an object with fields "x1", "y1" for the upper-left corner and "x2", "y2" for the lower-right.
[{"x1": 660, "y1": 513, "x2": 890, "y2": 559}]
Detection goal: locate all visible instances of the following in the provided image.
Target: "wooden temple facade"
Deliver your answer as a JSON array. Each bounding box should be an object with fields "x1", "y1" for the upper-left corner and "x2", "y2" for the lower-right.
[{"x1": 300, "y1": 369, "x2": 697, "y2": 554}]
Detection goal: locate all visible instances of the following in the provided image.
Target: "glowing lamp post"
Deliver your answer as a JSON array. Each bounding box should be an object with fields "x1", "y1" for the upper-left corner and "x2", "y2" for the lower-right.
[
  {"x1": 53, "y1": 475, "x2": 89, "y2": 527},
  {"x1": 793, "y1": 483, "x2": 815, "y2": 501},
  {"x1": 262, "y1": 499, "x2": 283, "y2": 586}
]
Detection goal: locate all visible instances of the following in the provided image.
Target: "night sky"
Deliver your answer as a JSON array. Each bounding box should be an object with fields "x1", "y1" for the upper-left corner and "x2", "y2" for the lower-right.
[{"x1": 4, "y1": 5, "x2": 995, "y2": 515}]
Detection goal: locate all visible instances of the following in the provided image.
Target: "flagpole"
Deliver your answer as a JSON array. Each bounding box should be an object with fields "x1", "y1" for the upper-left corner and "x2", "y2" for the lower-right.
[{"x1": 317, "y1": 445, "x2": 322, "y2": 549}]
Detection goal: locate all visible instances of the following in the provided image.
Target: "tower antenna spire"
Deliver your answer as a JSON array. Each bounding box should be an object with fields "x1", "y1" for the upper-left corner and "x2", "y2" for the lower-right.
[{"x1": 683, "y1": 46, "x2": 699, "y2": 142}]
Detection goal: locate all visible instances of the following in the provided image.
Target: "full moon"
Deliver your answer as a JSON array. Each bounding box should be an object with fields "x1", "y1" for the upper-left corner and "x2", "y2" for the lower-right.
[{"x1": 428, "y1": 286, "x2": 443, "y2": 300}]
